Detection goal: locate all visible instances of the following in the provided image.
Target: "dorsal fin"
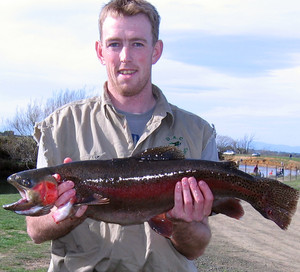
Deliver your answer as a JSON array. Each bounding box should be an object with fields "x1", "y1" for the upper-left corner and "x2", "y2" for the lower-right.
[
  {"x1": 135, "y1": 146, "x2": 185, "y2": 161},
  {"x1": 221, "y1": 160, "x2": 239, "y2": 169}
]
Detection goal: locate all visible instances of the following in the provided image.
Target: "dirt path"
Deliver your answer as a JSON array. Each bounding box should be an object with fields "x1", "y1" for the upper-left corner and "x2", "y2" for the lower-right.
[
  {"x1": 19, "y1": 202, "x2": 300, "y2": 272},
  {"x1": 195, "y1": 201, "x2": 300, "y2": 271}
]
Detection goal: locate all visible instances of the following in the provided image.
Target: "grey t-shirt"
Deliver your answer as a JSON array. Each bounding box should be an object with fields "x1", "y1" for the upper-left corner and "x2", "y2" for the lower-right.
[{"x1": 117, "y1": 107, "x2": 155, "y2": 145}]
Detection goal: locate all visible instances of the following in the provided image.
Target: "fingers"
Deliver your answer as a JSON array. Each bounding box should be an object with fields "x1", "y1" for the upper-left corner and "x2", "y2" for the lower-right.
[
  {"x1": 54, "y1": 157, "x2": 74, "y2": 207},
  {"x1": 189, "y1": 178, "x2": 203, "y2": 221},
  {"x1": 198, "y1": 180, "x2": 214, "y2": 217},
  {"x1": 63, "y1": 157, "x2": 72, "y2": 164},
  {"x1": 181, "y1": 178, "x2": 194, "y2": 220},
  {"x1": 57, "y1": 180, "x2": 74, "y2": 196},
  {"x1": 55, "y1": 181, "x2": 76, "y2": 208},
  {"x1": 168, "y1": 177, "x2": 214, "y2": 223},
  {"x1": 53, "y1": 157, "x2": 87, "y2": 219}
]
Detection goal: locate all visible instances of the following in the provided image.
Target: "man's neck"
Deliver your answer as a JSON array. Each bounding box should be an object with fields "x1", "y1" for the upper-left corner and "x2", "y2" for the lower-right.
[{"x1": 107, "y1": 85, "x2": 156, "y2": 114}]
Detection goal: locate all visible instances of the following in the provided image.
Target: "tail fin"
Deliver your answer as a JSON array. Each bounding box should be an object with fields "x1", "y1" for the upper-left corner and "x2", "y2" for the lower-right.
[{"x1": 255, "y1": 177, "x2": 299, "y2": 230}]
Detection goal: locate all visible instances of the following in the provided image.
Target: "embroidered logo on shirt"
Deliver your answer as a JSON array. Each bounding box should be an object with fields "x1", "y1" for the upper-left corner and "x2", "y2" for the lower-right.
[{"x1": 165, "y1": 136, "x2": 188, "y2": 154}]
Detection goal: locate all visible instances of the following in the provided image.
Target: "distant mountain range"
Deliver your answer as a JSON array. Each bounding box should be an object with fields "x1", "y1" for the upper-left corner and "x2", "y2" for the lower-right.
[{"x1": 253, "y1": 141, "x2": 300, "y2": 154}]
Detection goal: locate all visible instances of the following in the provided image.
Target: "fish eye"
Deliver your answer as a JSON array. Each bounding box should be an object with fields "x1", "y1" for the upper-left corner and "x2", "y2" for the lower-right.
[{"x1": 22, "y1": 179, "x2": 32, "y2": 187}]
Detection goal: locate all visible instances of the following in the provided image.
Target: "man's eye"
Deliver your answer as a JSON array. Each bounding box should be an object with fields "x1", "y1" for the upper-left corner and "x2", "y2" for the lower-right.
[
  {"x1": 108, "y1": 42, "x2": 120, "y2": 48},
  {"x1": 133, "y1": 42, "x2": 144, "y2": 47}
]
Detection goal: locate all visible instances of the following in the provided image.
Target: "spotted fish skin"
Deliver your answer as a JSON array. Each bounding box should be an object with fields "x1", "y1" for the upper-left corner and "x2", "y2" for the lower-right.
[{"x1": 3, "y1": 147, "x2": 299, "y2": 231}]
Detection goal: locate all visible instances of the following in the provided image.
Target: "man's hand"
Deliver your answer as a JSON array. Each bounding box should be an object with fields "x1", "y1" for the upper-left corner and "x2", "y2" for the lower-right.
[
  {"x1": 26, "y1": 157, "x2": 88, "y2": 243},
  {"x1": 53, "y1": 158, "x2": 87, "y2": 219},
  {"x1": 167, "y1": 177, "x2": 213, "y2": 222},
  {"x1": 166, "y1": 177, "x2": 214, "y2": 260}
]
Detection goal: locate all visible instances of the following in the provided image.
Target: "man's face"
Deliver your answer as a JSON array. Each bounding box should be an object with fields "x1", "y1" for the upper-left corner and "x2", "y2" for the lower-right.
[{"x1": 96, "y1": 13, "x2": 162, "y2": 97}]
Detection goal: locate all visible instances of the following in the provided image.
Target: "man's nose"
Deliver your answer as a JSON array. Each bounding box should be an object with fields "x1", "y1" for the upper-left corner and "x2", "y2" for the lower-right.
[{"x1": 120, "y1": 46, "x2": 132, "y2": 63}]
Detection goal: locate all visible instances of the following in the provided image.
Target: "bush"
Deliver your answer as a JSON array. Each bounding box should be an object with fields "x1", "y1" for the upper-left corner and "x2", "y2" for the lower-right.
[{"x1": 0, "y1": 136, "x2": 37, "y2": 178}]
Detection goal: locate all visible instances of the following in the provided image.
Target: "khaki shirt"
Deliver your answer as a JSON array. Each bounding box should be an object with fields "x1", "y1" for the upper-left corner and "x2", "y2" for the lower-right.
[{"x1": 34, "y1": 84, "x2": 218, "y2": 272}]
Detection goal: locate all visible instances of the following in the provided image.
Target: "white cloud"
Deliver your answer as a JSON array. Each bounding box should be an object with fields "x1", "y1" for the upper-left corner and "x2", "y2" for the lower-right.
[
  {"x1": 0, "y1": 0, "x2": 106, "y2": 110},
  {"x1": 155, "y1": 57, "x2": 300, "y2": 107},
  {"x1": 153, "y1": 57, "x2": 300, "y2": 145},
  {"x1": 153, "y1": 0, "x2": 300, "y2": 37}
]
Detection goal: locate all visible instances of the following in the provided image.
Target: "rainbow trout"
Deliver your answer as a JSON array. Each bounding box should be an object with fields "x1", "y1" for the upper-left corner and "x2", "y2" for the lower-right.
[{"x1": 3, "y1": 147, "x2": 299, "y2": 237}]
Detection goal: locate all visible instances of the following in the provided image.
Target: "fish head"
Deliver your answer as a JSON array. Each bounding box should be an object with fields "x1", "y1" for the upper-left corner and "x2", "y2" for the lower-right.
[
  {"x1": 3, "y1": 169, "x2": 58, "y2": 216},
  {"x1": 261, "y1": 203, "x2": 290, "y2": 230}
]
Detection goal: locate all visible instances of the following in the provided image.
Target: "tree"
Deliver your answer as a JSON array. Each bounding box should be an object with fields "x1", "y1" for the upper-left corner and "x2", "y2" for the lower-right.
[
  {"x1": 216, "y1": 135, "x2": 235, "y2": 153},
  {"x1": 217, "y1": 133, "x2": 255, "y2": 154},
  {"x1": 235, "y1": 134, "x2": 255, "y2": 154},
  {"x1": 5, "y1": 88, "x2": 89, "y2": 136},
  {"x1": 0, "y1": 135, "x2": 37, "y2": 169},
  {"x1": 7, "y1": 99, "x2": 43, "y2": 136},
  {"x1": 43, "y1": 89, "x2": 88, "y2": 117}
]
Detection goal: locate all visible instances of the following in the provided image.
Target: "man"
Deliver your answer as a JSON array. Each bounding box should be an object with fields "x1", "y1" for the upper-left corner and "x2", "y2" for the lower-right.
[{"x1": 26, "y1": 0, "x2": 218, "y2": 271}]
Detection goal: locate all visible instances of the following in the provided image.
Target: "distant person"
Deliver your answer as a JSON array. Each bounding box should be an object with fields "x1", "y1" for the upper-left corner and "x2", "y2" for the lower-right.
[{"x1": 253, "y1": 164, "x2": 258, "y2": 175}]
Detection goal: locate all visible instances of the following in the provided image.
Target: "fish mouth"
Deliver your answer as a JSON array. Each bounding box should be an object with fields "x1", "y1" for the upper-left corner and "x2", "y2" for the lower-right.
[
  {"x1": 3, "y1": 186, "x2": 31, "y2": 211},
  {"x1": 3, "y1": 173, "x2": 36, "y2": 212},
  {"x1": 3, "y1": 187, "x2": 53, "y2": 216}
]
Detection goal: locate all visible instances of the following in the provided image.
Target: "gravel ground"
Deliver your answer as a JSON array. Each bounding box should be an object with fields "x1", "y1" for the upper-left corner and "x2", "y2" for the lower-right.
[{"x1": 194, "y1": 201, "x2": 300, "y2": 272}]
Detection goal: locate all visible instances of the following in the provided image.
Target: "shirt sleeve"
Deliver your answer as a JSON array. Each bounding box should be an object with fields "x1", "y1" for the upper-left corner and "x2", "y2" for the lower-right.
[
  {"x1": 200, "y1": 134, "x2": 219, "y2": 161},
  {"x1": 34, "y1": 121, "x2": 53, "y2": 168},
  {"x1": 36, "y1": 143, "x2": 48, "y2": 168}
]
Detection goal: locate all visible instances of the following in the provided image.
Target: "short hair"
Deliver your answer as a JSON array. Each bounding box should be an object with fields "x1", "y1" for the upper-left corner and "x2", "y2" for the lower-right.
[{"x1": 99, "y1": 0, "x2": 161, "y2": 45}]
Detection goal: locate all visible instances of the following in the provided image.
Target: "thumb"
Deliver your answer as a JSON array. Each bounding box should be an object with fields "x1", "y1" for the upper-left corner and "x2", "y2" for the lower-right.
[{"x1": 64, "y1": 157, "x2": 72, "y2": 164}]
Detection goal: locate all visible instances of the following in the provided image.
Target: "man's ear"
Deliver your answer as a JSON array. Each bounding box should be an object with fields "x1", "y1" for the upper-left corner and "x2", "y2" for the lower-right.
[
  {"x1": 152, "y1": 40, "x2": 163, "y2": 65},
  {"x1": 95, "y1": 40, "x2": 105, "y2": 65}
]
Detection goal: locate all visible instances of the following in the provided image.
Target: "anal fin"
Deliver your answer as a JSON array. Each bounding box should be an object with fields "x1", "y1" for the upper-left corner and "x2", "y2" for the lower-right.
[{"x1": 212, "y1": 197, "x2": 244, "y2": 219}]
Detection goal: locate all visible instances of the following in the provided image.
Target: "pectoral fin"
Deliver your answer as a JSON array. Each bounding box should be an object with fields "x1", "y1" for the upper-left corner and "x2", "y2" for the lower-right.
[{"x1": 75, "y1": 193, "x2": 110, "y2": 206}]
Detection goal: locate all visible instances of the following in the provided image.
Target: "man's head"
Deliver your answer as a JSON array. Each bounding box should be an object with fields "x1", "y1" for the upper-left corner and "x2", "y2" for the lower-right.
[
  {"x1": 95, "y1": 0, "x2": 163, "y2": 107},
  {"x1": 98, "y1": 0, "x2": 160, "y2": 45}
]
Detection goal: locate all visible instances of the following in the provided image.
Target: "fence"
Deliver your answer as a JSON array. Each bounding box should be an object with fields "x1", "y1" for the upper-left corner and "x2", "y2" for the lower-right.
[{"x1": 239, "y1": 164, "x2": 299, "y2": 181}]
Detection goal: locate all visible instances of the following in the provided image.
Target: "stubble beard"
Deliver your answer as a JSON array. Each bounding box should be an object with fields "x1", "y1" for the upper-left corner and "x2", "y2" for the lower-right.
[{"x1": 114, "y1": 76, "x2": 151, "y2": 98}]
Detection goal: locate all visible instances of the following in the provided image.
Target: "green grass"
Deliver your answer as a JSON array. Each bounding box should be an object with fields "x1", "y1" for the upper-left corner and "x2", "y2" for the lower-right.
[
  {"x1": 282, "y1": 178, "x2": 300, "y2": 190},
  {"x1": 0, "y1": 194, "x2": 50, "y2": 272}
]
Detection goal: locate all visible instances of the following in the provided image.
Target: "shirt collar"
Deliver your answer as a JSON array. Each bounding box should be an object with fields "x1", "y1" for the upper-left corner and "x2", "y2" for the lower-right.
[
  {"x1": 151, "y1": 84, "x2": 174, "y2": 126},
  {"x1": 101, "y1": 82, "x2": 174, "y2": 125}
]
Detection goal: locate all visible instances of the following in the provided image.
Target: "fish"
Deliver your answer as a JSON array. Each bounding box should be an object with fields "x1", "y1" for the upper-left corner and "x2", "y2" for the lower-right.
[{"x1": 3, "y1": 146, "x2": 299, "y2": 237}]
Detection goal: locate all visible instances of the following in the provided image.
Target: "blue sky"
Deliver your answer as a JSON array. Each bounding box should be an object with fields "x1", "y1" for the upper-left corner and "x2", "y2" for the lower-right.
[{"x1": 0, "y1": 0, "x2": 300, "y2": 148}]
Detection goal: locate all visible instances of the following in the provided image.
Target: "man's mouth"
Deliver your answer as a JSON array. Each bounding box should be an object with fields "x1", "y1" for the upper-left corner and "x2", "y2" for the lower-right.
[{"x1": 119, "y1": 69, "x2": 136, "y2": 75}]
